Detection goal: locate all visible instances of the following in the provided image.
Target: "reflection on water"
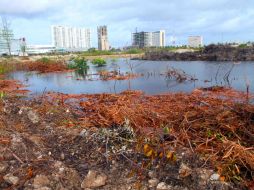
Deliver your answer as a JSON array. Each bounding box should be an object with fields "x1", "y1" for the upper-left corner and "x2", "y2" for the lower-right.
[{"x1": 6, "y1": 59, "x2": 254, "y2": 95}]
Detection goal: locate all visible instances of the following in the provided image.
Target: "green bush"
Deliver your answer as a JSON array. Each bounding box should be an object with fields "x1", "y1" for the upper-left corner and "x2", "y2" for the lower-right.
[
  {"x1": 83, "y1": 50, "x2": 113, "y2": 56},
  {"x1": 37, "y1": 57, "x2": 51, "y2": 64},
  {"x1": 91, "y1": 58, "x2": 107, "y2": 67},
  {"x1": 239, "y1": 44, "x2": 248, "y2": 48},
  {"x1": 68, "y1": 57, "x2": 89, "y2": 70},
  {"x1": 125, "y1": 48, "x2": 144, "y2": 54}
]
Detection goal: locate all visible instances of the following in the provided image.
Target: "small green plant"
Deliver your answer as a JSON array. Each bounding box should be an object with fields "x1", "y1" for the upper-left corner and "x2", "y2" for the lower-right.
[
  {"x1": 0, "y1": 65, "x2": 6, "y2": 74},
  {"x1": 0, "y1": 91, "x2": 6, "y2": 99},
  {"x1": 68, "y1": 57, "x2": 89, "y2": 70},
  {"x1": 91, "y1": 58, "x2": 107, "y2": 67}
]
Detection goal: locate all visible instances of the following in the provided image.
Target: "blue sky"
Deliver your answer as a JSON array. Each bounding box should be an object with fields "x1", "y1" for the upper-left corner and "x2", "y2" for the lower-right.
[{"x1": 0, "y1": 0, "x2": 253, "y2": 48}]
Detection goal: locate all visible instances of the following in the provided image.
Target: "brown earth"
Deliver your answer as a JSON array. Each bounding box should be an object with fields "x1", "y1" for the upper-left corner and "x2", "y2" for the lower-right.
[{"x1": 0, "y1": 87, "x2": 253, "y2": 189}]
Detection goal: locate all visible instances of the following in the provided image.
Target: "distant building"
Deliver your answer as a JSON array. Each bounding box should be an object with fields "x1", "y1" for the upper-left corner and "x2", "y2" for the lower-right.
[
  {"x1": 132, "y1": 30, "x2": 165, "y2": 48},
  {"x1": 27, "y1": 45, "x2": 56, "y2": 55},
  {"x1": 97, "y1": 26, "x2": 110, "y2": 51},
  {"x1": 188, "y1": 36, "x2": 203, "y2": 48},
  {"x1": 51, "y1": 25, "x2": 91, "y2": 51},
  {"x1": 0, "y1": 28, "x2": 14, "y2": 55}
]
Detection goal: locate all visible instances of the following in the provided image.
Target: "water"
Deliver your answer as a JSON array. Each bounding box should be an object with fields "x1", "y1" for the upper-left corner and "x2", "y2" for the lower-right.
[{"x1": 6, "y1": 59, "x2": 254, "y2": 95}]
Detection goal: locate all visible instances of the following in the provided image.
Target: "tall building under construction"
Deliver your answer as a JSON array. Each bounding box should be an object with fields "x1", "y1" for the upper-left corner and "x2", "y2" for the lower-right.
[
  {"x1": 132, "y1": 30, "x2": 165, "y2": 48},
  {"x1": 97, "y1": 26, "x2": 110, "y2": 51}
]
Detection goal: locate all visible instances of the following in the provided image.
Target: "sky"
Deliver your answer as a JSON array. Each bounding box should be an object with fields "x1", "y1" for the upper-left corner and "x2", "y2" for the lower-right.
[{"x1": 0, "y1": 0, "x2": 254, "y2": 48}]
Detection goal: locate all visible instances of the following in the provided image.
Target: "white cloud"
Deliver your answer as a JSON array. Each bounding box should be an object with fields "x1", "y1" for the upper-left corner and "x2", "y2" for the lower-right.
[
  {"x1": 0, "y1": 0, "x2": 62, "y2": 16},
  {"x1": 1, "y1": 0, "x2": 254, "y2": 46}
]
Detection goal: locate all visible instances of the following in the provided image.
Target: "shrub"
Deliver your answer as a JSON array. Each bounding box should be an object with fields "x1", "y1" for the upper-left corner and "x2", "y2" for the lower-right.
[
  {"x1": 83, "y1": 50, "x2": 113, "y2": 56},
  {"x1": 37, "y1": 57, "x2": 51, "y2": 64},
  {"x1": 125, "y1": 48, "x2": 143, "y2": 54},
  {"x1": 91, "y1": 58, "x2": 107, "y2": 67},
  {"x1": 68, "y1": 57, "x2": 89, "y2": 70}
]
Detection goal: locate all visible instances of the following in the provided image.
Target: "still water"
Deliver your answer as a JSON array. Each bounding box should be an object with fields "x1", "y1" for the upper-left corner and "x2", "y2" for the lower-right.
[{"x1": 7, "y1": 59, "x2": 254, "y2": 95}]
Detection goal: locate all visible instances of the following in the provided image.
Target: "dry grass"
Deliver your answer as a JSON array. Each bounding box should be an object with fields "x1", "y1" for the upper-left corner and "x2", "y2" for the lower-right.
[{"x1": 46, "y1": 88, "x2": 254, "y2": 182}]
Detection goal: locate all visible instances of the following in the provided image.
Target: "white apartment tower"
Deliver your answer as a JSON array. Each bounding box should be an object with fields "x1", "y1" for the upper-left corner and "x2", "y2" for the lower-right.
[
  {"x1": 152, "y1": 30, "x2": 166, "y2": 47},
  {"x1": 97, "y1": 26, "x2": 110, "y2": 51},
  {"x1": 132, "y1": 30, "x2": 165, "y2": 48},
  {"x1": 188, "y1": 36, "x2": 203, "y2": 48},
  {"x1": 51, "y1": 25, "x2": 91, "y2": 50}
]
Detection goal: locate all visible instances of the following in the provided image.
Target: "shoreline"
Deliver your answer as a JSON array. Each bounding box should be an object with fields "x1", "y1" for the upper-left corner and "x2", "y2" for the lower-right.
[{"x1": 142, "y1": 45, "x2": 254, "y2": 61}]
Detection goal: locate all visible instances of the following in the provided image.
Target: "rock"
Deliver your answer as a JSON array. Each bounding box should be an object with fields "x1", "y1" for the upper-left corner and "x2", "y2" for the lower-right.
[
  {"x1": 33, "y1": 175, "x2": 50, "y2": 189},
  {"x1": 79, "y1": 129, "x2": 88, "y2": 137},
  {"x1": 35, "y1": 187, "x2": 52, "y2": 190},
  {"x1": 0, "y1": 162, "x2": 8, "y2": 173},
  {"x1": 148, "y1": 171, "x2": 156, "y2": 178},
  {"x1": 3, "y1": 173, "x2": 19, "y2": 185},
  {"x1": 81, "y1": 170, "x2": 107, "y2": 189},
  {"x1": 210, "y1": 173, "x2": 220, "y2": 181},
  {"x1": 28, "y1": 110, "x2": 40, "y2": 124},
  {"x1": 156, "y1": 182, "x2": 173, "y2": 190},
  {"x1": 179, "y1": 163, "x2": 192, "y2": 178},
  {"x1": 196, "y1": 168, "x2": 213, "y2": 187},
  {"x1": 28, "y1": 135, "x2": 43, "y2": 146},
  {"x1": 207, "y1": 181, "x2": 233, "y2": 190},
  {"x1": 60, "y1": 152, "x2": 65, "y2": 160},
  {"x1": 148, "y1": 178, "x2": 159, "y2": 188},
  {"x1": 52, "y1": 163, "x2": 81, "y2": 189}
]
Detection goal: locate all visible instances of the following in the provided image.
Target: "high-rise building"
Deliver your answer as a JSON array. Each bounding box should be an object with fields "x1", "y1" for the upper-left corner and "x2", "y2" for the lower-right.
[
  {"x1": 97, "y1": 26, "x2": 110, "y2": 51},
  {"x1": 188, "y1": 36, "x2": 203, "y2": 48},
  {"x1": 132, "y1": 30, "x2": 165, "y2": 48},
  {"x1": 51, "y1": 25, "x2": 91, "y2": 51}
]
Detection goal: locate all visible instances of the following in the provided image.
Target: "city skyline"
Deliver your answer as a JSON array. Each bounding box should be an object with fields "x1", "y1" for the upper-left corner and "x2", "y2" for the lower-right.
[{"x1": 0, "y1": 0, "x2": 254, "y2": 47}]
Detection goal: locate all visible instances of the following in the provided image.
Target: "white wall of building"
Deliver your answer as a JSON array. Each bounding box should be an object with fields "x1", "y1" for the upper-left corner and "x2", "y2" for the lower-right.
[
  {"x1": 188, "y1": 36, "x2": 203, "y2": 48},
  {"x1": 132, "y1": 30, "x2": 165, "y2": 48},
  {"x1": 27, "y1": 45, "x2": 56, "y2": 54},
  {"x1": 152, "y1": 30, "x2": 165, "y2": 47},
  {"x1": 51, "y1": 25, "x2": 91, "y2": 51}
]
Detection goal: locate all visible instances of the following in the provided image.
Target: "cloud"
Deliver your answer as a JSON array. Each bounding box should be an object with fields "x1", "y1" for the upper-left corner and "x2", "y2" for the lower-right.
[
  {"x1": 1, "y1": 0, "x2": 254, "y2": 46},
  {"x1": 0, "y1": 0, "x2": 62, "y2": 17}
]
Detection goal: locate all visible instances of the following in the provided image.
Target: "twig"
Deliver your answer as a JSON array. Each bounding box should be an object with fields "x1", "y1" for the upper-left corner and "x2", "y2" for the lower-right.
[
  {"x1": 119, "y1": 152, "x2": 150, "y2": 171},
  {"x1": 105, "y1": 136, "x2": 109, "y2": 163},
  {"x1": 8, "y1": 149, "x2": 25, "y2": 164}
]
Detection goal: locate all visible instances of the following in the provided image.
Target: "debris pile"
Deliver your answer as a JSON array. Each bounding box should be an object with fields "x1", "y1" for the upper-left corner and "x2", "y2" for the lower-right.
[
  {"x1": 22, "y1": 60, "x2": 69, "y2": 73},
  {"x1": 47, "y1": 88, "x2": 254, "y2": 184},
  {"x1": 98, "y1": 70, "x2": 140, "y2": 81},
  {"x1": 165, "y1": 67, "x2": 197, "y2": 82}
]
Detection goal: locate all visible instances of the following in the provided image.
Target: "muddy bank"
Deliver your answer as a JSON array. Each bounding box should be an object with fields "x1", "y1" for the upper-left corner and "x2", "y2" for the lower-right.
[
  {"x1": 0, "y1": 88, "x2": 253, "y2": 189},
  {"x1": 142, "y1": 45, "x2": 254, "y2": 61}
]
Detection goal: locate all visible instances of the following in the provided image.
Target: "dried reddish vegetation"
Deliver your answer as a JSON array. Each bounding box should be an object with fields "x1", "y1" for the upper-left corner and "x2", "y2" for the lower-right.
[
  {"x1": 22, "y1": 60, "x2": 69, "y2": 73},
  {"x1": 47, "y1": 88, "x2": 254, "y2": 183},
  {"x1": 0, "y1": 79, "x2": 28, "y2": 94}
]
